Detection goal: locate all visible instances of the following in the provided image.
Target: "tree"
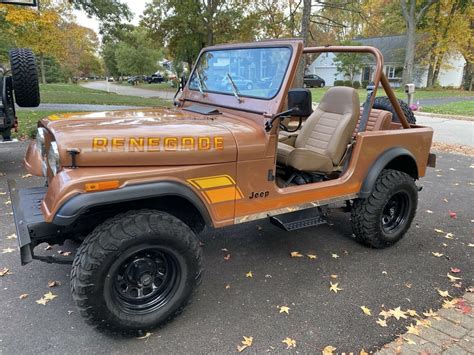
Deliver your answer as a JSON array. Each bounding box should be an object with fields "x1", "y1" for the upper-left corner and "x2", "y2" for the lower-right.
[
  {"x1": 70, "y1": 0, "x2": 131, "y2": 31},
  {"x1": 333, "y1": 41, "x2": 366, "y2": 82},
  {"x1": 399, "y1": 0, "x2": 438, "y2": 85},
  {"x1": 114, "y1": 27, "x2": 162, "y2": 76}
]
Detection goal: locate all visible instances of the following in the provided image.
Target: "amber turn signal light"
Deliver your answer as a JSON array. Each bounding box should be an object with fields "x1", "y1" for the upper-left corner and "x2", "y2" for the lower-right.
[{"x1": 85, "y1": 180, "x2": 120, "y2": 192}]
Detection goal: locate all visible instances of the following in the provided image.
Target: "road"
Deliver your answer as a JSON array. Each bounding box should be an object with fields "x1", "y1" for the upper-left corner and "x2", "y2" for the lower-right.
[
  {"x1": 415, "y1": 115, "x2": 474, "y2": 147},
  {"x1": 81, "y1": 81, "x2": 175, "y2": 100},
  {"x1": 0, "y1": 142, "x2": 472, "y2": 354}
]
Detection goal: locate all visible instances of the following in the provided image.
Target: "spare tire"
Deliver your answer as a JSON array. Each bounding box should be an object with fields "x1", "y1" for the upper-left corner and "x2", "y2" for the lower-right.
[
  {"x1": 373, "y1": 96, "x2": 415, "y2": 124},
  {"x1": 9, "y1": 48, "x2": 40, "y2": 107}
]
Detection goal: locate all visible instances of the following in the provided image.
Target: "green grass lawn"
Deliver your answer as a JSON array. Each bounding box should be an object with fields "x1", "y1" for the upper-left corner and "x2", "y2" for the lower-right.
[
  {"x1": 118, "y1": 81, "x2": 177, "y2": 92},
  {"x1": 421, "y1": 100, "x2": 474, "y2": 117},
  {"x1": 40, "y1": 84, "x2": 170, "y2": 106}
]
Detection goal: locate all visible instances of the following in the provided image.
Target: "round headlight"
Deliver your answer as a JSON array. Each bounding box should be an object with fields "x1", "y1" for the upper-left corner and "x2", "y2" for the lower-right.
[
  {"x1": 48, "y1": 141, "x2": 60, "y2": 175},
  {"x1": 36, "y1": 127, "x2": 46, "y2": 156}
]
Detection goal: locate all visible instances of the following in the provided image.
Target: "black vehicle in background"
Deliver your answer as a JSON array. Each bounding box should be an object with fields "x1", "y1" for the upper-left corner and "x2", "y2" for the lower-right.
[
  {"x1": 304, "y1": 74, "x2": 325, "y2": 88},
  {"x1": 145, "y1": 73, "x2": 165, "y2": 84}
]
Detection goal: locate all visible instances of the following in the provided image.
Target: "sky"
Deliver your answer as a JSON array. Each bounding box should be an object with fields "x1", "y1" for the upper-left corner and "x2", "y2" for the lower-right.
[{"x1": 73, "y1": 0, "x2": 150, "y2": 35}]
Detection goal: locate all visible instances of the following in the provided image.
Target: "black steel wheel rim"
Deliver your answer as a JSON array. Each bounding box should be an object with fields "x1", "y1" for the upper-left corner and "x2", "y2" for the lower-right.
[
  {"x1": 381, "y1": 192, "x2": 410, "y2": 234},
  {"x1": 111, "y1": 247, "x2": 181, "y2": 314}
]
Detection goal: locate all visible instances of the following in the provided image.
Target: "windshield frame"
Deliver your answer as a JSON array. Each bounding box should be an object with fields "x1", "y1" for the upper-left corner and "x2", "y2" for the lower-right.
[{"x1": 187, "y1": 45, "x2": 293, "y2": 101}]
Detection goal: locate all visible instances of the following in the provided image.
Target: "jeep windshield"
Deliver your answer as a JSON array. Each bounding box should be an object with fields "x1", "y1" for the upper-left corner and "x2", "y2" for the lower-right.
[{"x1": 189, "y1": 47, "x2": 292, "y2": 100}]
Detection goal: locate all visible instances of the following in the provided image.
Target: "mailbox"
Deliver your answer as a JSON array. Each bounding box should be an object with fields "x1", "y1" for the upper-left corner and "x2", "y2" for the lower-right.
[{"x1": 405, "y1": 83, "x2": 415, "y2": 94}]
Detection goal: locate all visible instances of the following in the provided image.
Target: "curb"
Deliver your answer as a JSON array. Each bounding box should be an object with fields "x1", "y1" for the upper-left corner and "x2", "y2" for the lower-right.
[{"x1": 414, "y1": 111, "x2": 474, "y2": 122}]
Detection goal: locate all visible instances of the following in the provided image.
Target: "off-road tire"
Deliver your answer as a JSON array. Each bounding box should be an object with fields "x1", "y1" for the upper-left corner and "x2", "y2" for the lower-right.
[
  {"x1": 373, "y1": 96, "x2": 416, "y2": 124},
  {"x1": 351, "y1": 169, "x2": 418, "y2": 248},
  {"x1": 71, "y1": 209, "x2": 202, "y2": 334},
  {"x1": 8, "y1": 48, "x2": 40, "y2": 107}
]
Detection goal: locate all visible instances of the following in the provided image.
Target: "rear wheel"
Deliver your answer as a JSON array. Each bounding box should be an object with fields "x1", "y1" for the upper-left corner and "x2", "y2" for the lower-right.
[
  {"x1": 373, "y1": 96, "x2": 416, "y2": 124},
  {"x1": 351, "y1": 169, "x2": 418, "y2": 248},
  {"x1": 320, "y1": 82, "x2": 325, "y2": 88},
  {"x1": 8, "y1": 48, "x2": 40, "y2": 107},
  {"x1": 71, "y1": 209, "x2": 202, "y2": 334}
]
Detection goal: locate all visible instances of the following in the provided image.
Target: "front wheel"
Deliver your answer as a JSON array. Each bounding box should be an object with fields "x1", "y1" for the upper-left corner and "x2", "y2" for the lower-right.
[
  {"x1": 351, "y1": 169, "x2": 418, "y2": 248},
  {"x1": 71, "y1": 209, "x2": 202, "y2": 334}
]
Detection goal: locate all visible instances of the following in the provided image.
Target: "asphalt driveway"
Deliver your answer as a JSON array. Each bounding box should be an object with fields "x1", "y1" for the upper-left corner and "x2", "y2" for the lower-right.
[{"x1": 0, "y1": 142, "x2": 472, "y2": 354}]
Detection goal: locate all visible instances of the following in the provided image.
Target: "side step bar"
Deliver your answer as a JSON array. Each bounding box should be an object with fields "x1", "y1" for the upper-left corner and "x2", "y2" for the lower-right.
[{"x1": 269, "y1": 207, "x2": 327, "y2": 231}]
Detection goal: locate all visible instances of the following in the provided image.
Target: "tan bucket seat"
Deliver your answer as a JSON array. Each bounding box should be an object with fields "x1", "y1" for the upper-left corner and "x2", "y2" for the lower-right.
[{"x1": 277, "y1": 87, "x2": 360, "y2": 173}]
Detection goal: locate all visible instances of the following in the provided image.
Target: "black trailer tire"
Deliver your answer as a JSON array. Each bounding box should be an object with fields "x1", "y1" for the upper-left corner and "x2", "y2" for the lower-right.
[
  {"x1": 71, "y1": 209, "x2": 202, "y2": 334},
  {"x1": 8, "y1": 48, "x2": 40, "y2": 107},
  {"x1": 351, "y1": 169, "x2": 418, "y2": 248},
  {"x1": 373, "y1": 96, "x2": 416, "y2": 124}
]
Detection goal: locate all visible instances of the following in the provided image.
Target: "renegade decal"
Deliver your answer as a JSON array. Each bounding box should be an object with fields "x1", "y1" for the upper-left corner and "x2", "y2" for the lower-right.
[
  {"x1": 187, "y1": 175, "x2": 243, "y2": 204},
  {"x1": 91, "y1": 136, "x2": 225, "y2": 152}
]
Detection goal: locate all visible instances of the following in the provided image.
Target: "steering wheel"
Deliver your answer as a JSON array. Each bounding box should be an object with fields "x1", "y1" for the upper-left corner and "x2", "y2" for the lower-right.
[{"x1": 279, "y1": 116, "x2": 302, "y2": 133}]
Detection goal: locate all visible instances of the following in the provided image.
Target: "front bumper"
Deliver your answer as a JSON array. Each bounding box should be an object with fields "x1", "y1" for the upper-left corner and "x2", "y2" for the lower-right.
[{"x1": 8, "y1": 180, "x2": 64, "y2": 265}]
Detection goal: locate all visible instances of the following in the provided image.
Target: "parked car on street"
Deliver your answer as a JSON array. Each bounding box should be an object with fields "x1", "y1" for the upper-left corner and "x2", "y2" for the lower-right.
[
  {"x1": 304, "y1": 73, "x2": 325, "y2": 88},
  {"x1": 145, "y1": 72, "x2": 165, "y2": 84}
]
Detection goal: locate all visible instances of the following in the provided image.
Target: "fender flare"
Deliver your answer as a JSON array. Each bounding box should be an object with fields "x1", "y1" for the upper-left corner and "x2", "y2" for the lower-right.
[
  {"x1": 359, "y1": 147, "x2": 418, "y2": 198},
  {"x1": 53, "y1": 181, "x2": 212, "y2": 227}
]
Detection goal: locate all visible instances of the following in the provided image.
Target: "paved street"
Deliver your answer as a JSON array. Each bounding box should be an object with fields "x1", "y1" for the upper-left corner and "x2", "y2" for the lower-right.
[
  {"x1": 0, "y1": 142, "x2": 472, "y2": 354},
  {"x1": 81, "y1": 81, "x2": 175, "y2": 100},
  {"x1": 415, "y1": 115, "x2": 474, "y2": 147}
]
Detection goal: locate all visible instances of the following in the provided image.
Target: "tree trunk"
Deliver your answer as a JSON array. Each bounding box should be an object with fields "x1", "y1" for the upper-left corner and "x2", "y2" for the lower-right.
[
  {"x1": 40, "y1": 54, "x2": 46, "y2": 85},
  {"x1": 402, "y1": 19, "x2": 416, "y2": 86},
  {"x1": 294, "y1": 0, "x2": 311, "y2": 88},
  {"x1": 426, "y1": 1, "x2": 441, "y2": 88},
  {"x1": 461, "y1": 57, "x2": 472, "y2": 90}
]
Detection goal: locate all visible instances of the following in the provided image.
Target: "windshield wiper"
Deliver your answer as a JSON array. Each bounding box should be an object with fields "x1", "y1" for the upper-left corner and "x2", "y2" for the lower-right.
[
  {"x1": 226, "y1": 73, "x2": 241, "y2": 103},
  {"x1": 195, "y1": 71, "x2": 205, "y2": 96}
]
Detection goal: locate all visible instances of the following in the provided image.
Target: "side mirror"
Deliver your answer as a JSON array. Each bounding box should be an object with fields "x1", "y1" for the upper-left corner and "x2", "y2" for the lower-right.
[{"x1": 288, "y1": 88, "x2": 312, "y2": 117}]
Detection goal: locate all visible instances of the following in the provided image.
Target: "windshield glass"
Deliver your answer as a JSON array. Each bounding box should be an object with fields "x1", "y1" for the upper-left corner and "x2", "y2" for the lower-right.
[{"x1": 189, "y1": 47, "x2": 292, "y2": 100}]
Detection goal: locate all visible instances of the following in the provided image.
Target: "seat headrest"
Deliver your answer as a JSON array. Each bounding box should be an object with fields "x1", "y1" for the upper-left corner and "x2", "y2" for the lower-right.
[{"x1": 318, "y1": 87, "x2": 360, "y2": 115}]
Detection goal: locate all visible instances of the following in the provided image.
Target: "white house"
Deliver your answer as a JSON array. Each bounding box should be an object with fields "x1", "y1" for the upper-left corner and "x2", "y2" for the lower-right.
[{"x1": 307, "y1": 35, "x2": 466, "y2": 88}]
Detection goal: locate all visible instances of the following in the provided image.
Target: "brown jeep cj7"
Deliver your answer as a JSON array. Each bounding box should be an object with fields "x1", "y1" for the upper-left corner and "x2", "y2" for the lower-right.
[{"x1": 9, "y1": 39, "x2": 435, "y2": 333}]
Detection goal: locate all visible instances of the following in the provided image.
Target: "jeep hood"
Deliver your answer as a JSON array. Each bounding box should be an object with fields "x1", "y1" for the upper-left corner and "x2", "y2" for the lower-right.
[{"x1": 41, "y1": 108, "x2": 242, "y2": 167}]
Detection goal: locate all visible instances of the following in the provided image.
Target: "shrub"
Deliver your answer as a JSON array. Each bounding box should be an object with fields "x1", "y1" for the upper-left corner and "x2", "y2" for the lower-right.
[
  {"x1": 343, "y1": 80, "x2": 353, "y2": 87},
  {"x1": 362, "y1": 80, "x2": 369, "y2": 89},
  {"x1": 352, "y1": 81, "x2": 361, "y2": 89},
  {"x1": 334, "y1": 80, "x2": 344, "y2": 86}
]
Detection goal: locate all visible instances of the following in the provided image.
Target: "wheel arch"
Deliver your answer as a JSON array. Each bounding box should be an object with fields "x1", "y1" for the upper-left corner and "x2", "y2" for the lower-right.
[
  {"x1": 53, "y1": 181, "x2": 212, "y2": 233},
  {"x1": 359, "y1": 147, "x2": 418, "y2": 198}
]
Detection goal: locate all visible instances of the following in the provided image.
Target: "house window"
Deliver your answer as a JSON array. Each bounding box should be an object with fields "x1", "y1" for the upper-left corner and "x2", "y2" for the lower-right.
[{"x1": 386, "y1": 66, "x2": 396, "y2": 79}]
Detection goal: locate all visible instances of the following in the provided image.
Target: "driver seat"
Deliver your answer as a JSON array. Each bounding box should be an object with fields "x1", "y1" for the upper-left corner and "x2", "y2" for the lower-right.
[{"x1": 277, "y1": 87, "x2": 360, "y2": 173}]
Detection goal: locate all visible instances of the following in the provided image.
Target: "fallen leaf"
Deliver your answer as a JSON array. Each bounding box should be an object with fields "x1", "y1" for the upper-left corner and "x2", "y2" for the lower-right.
[
  {"x1": 382, "y1": 271, "x2": 388, "y2": 275},
  {"x1": 379, "y1": 310, "x2": 392, "y2": 319},
  {"x1": 221, "y1": 248, "x2": 228, "y2": 252},
  {"x1": 44, "y1": 245, "x2": 53, "y2": 251},
  {"x1": 450, "y1": 267, "x2": 461, "y2": 273},
  {"x1": 360, "y1": 350, "x2": 369, "y2": 355},
  {"x1": 443, "y1": 198, "x2": 449, "y2": 203},
  {"x1": 19, "y1": 294, "x2": 28, "y2": 299},
  {"x1": 449, "y1": 168, "x2": 456, "y2": 171},
  {"x1": 431, "y1": 252, "x2": 444, "y2": 257},
  {"x1": 406, "y1": 324, "x2": 420, "y2": 335},
  {"x1": 322, "y1": 345, "x2": 336, "y2": 354},
  {"x1": 4, "y1": 200, "x2": 11, "y2": 205},
  {"x1": 423, "y1": 309, "x2": 441, "y2": 320},
  {"x1": 279, "y1": 306, "x2": 290, "y2": 314},
  {"x1": 225, "y1": 284, "x2": 230, "y2": 289},
  {"x1": 448, "y1": 211, "x2": 457, "y2": 219},
  {"x1": 456, "y1": 299, "x2": 472, "y2": 314},
  {"x1": 5, "y1": 234, "x2": 16, "y2": 240},
  {"x1": 36, "y1": 298, "x2": 48, "y2": 306},
  {"x1": 406, "y1": 309, "x2": 418, "y2": 317},
  {"x1": 0, "y1": 267, "x2": 10, "y2": 277},
  {"x1": 360, "y1": 306, "x2": 371, "y2": 316},
  {"x1": 442, "y1": 299, "x2": 457, "y2": 309},
  {"x1": 47, "y1": 280, "x2": 61, "y2": 288},
  {"x1": 282, "y1": 337, "x2": 296, "y2": 349},
  {"x1": 376, "y1": 318, "x2": 387, "y2": 327},
  {"x1": 136, "y1": 332, "x2": 152, "y2": 340},
  {"x1": 403, "y1": 337, "x2": 416, "y2": 345},
  {"x1": 405, "y1": 283, "x2": 412, "y2": 288},
  {"x1": 21, "y1": 174, "x2": 32, "y2": 178},
  {"x1": 306, "y1": 254, "x2": 317, "y2": 259},
  {"x1": 331, "y1": 253, "x2": 339, "y2": 259},
  {"x1": 434, "y1": 228, "x2": 444, "y2": 233},
  {"x1": 437, "y1": 289, "x2": 451, "y2": 298},
  {"x1": 246, "y1": 271, "x2": 253, "y2": 278},
  {"x1": 330, "y1": 274, "x2": 338, "y2": 279},
  {"x1": 43, "y1": 291, "x2": 57, "y2": 301},
  {"x1": 447, "y1": 273, "x2": 462, "y2": 282},
  {"x1": 426, "y1": 210, "x2": 433, "y2": 214},
  {"x1": 389, "y1": 307, "x2": 408, "y2": 320},
  {"x1": 0, "y1": 192, "x2": 6, "y2": 195},
  {"x1": 290, "y1": 251, "x2": 303, "y2": 258},
  {"x1": 2, "y1": 247, "x2": 15, "y2": 254},
  {"x1": 329, "y1": 282, "x2": 342, "y2": 293},
  {"x1": 416, "y1": 318, "x2": 432, "y2": 328},
  {"x1": 223, "y1": 254, "x2": 231, "y2": 261},
  {"x1": 469, "y1": 243, "x2": 474, "y2": 247}
]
